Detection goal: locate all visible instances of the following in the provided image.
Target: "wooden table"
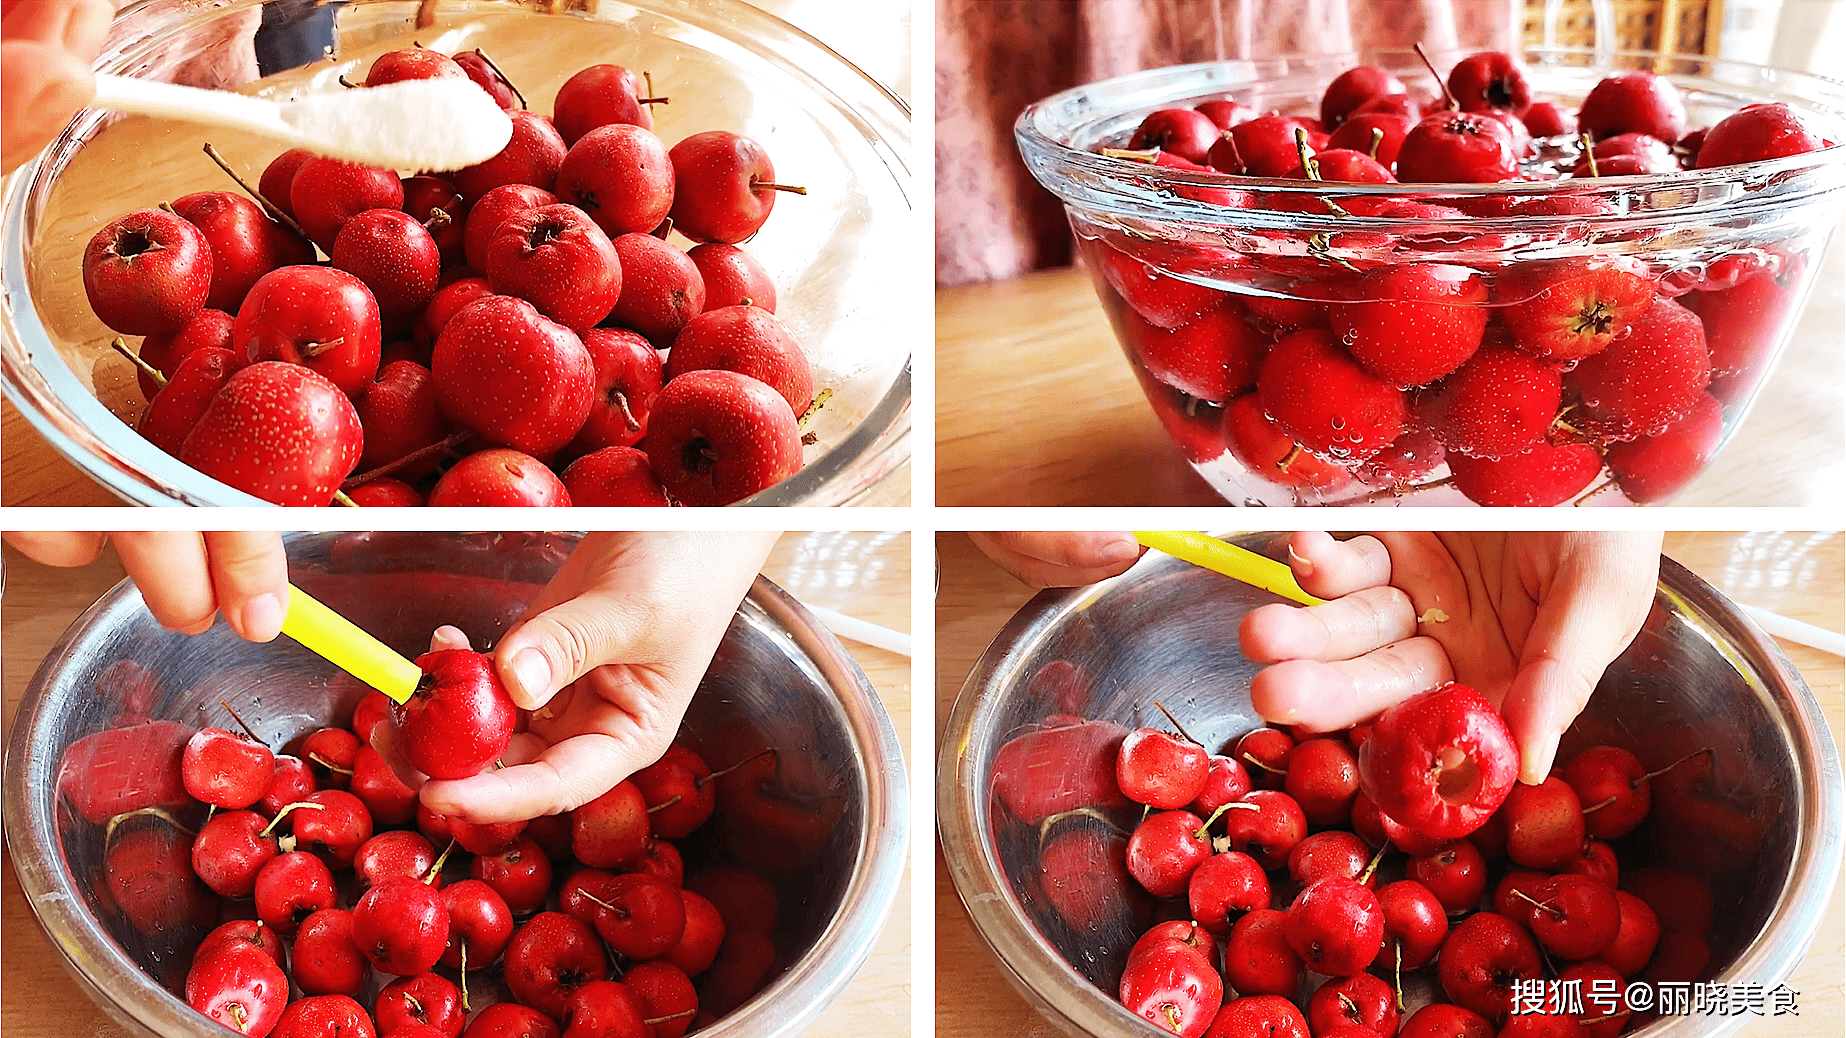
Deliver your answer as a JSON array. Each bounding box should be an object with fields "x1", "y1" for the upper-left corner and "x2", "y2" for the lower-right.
[
  {"x1": 934, "y1": 530, "x2": 1844, "y2": 1038},
  {"x1": 1, "y1": 530, "x2": 912, "y2": 1038},
  {"x1": 935, "y1": 219, "x2": 1846, "y2": 506}
]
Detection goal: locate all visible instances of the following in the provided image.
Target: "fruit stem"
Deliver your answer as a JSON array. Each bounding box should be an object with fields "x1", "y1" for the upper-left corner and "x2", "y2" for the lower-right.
[
  {"x1": 1580, "y1": 794, "x2": 1619, "y2": 815},
  {"x1": 1580, "y1": 133, "x2": 1601, "y2": 178},
  {"x1": 644, "y1": 1009, "x2": 698, "y2": 1026},
  {"x1": 332, "y1": 490, "x2": 360, "y2": 507},
  {"x1": 1349, "y1": 474, "x2": 1455, "y2": 504},
  {"x1": 472, "y1": 48, "x2": 526, "y2": 110},
  {"x1": 638, "y1": 71, "x2": 668, "y2": 107},
  {"x1": 308, "y1": 752, "x2": 354, "y2": 775},
  {"x1": 202, "y1": 142, "x2": 311, "y2": 240},
  {"x1": 1367, "y1": 126, "x2": 1385, "y2": 161},
  {"x1": 258, "y1": 800, "x2": 326, "y2": 839},
  {"x1": 423, "y1": 207, "x2": 453, "y2": 233},
  {"x1": 1394, "y1": 943, "x2": 1405, "y2": 1011},
  {"x1": 753, "y1": 180, "x2": 808, "y2": 196},
  {"x1": 698, "y1": 747, "x2": 776, "y2": 789},
  {"x1": 459, "y1": 941, "x2": 470, "y2": 1011},
  {"x1": 614, "y1": 389, "x2": 641, "y2": 432},
  {"x1": 1413, "y1": 43, "x2": 1458, "y2": 111},
  {"x1": 1036, "y1": 806, "x2": 1131, "y2": 849},
  {"x1": 797, "y1": 388, "x2": 834, "y2": 431},
  {"x1": 1196, "y1": 800, "x2": 1259, "y2": 840},
  {"x1": 300, "y1": 336, "x2": 345, "y2": 359},
  {"x1": 1099, "y1": 147, "x2": 1162, "y2": 163},
  {"x1": 425, "y1": 838, "x2": 457, "y2": 884},
  {"x1": 218, "y1": 699, "x2": 267, "y2": 746},
  {"x1": 1571, "y1": 478, "x2": 1616, "y2": 508},
  {"x1": 1637, "y1": 747, "x2": 1714, "y2": 785},
  {"x1": 1240, "y1": 752, "x2": 1285, "y2": 775},
  {"x1": 1151, "y1": 700, "x2": 1200, "y2": 745},
  {"x1": 1358, "y1": 840, "x2": 1388, "y2": 884},
  {"x1": 104, "y1": 806, "x2": 195, "y2": 845},
  {"x1": 1293, "y1": 128, "x2": 1321, "y2": 182},
  {"x1": 341, "y1": 430, "x2": 475, "y2": 489},
  {"x1": 109, "y1": 337, "x2": 167, "y2": 387},
  {"x1": 1509, "y1": 886, "x2": 1563, "y2": 919},
  {"x1": 646, "y1": 794, "x2": 682, "y2": 814}
]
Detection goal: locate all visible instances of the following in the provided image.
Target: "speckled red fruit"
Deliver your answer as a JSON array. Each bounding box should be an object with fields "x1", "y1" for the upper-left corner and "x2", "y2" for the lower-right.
[
  {"x1": 1524, "y1": 874, "x2": 1621, "y2": 960},
  {"x1": 1498, "y1": 256, "x2": 1656, "y2": 362},
  {"x1": 352, "y1": 876, "x2": 449, "y2": 977},
  {"x1": 1309, "y1": 973, "x2": 1400, "y2": 1038},
  {"x1": 289, "y1": 158, "x2": 404, "y2": 250},
  {"x1": 331, "y1": 208, "x2": 441, "y2": 317},
  {"x1": 462, "y1": 184, "x2": 556, "y2": 272},
  {"x1": 137, "y1": 307, "x2": 237, "y2": 398},
  {"x1": 560, "y1": 446, "x2": 670, "y2": 505},
  {"x1": 1448, "y1": 442, "x2": 1603, "y2": 507},
  {"x1": 355, "y1": 360, "x2": 449, "y2": 478},
  {"x1": 1396, "y1": 111, "x2": 1519, "y2": 183},
  {"x1": 555, "y1": 123, "x2": 676, "y2": 238},
  {"x1": 1206, "y1": 996, "x2": 1309, "y2": 1038},
  {"x1": 1126, "y1": 809, "x2": 1214, "y2": 898},
  {"x1": 84, "y1": 207, "x2": 213, "y2": 335},
  {"x1": 1359, "y1": 682, "x2": 1519, "y2": 839},
  {"x1": 1578, "y1": 70, "x2": 1686, "y2": 144},
  {"x1": 1401, "y1": 1005, "x2": 1494, "y2": 1038},
  {"x1": 1560, "y1": 745, "x2": 1652, "y2": 839},
  {"x1": 1327, "y1": 111, "x2": 1413, "y2": 167},
  {"x1": 376, "y1": 974, "x2": 464, "y2": 1038},
  {"x1": 440, "y1": 877, "x2": 515, "y2": 970},
  {"x1": 1221, "y1": 789, "x2": 1308, "y2": 870},
  {"x1": 1258, "y1": 327, "x2": 1409, "y2": 462},
  {"x1": 427, "y1": 448, "x2": 570, "y2": 506},
  {"x1": 1232, "y1": 114, "x2": 1324, "y2": 177},
  {"x1": 365, "y1": 47, "x2": 465, "y2": 85},
  {"x1": 290, "y1": 908, "x2": 368, "y2": 997},
  {"x1": 186, "y1": 942, "x2": 289, "y2": 1037},
  {"x1": 1418, "y1": 345, "x2": 1562, "y2": 461},
  {"x1": 553, "y1": 64, "x2": 664, "y2": 143},
  {"x1": 1374, "y1": 879, "x2": 1449, "y2": 970},
  {"x1": 233, "y1": 264, "x2": 382, "y2": 396},
  {"x1": 1223, "y1": 394, "x2": 1352, "y2": 492},
  {"x1": 395, "y1": 649, "x2": 517, "y2": 780},
  {"x1": 1568, "y1": 295, "x2": 1712, "y2": 440},
  {"x1": 1190, "y1": 850, "x2": 1270, "y2": 936},
  {"x1": 1286, "y1": 875, "x2": 1385, "y2": 977},
  {"x1": 1407, "y1": 839, "x2": 1490, "y2": 914},
  {"x1": 484, "y1": 203, "x2": 620, "y2": 333},
  {"x1": 183, "y1": 727, "x2": 276, "y2": 809},
  {"x1": 432, "y1": 294, "x2": 594, "y2": 456},
  {"x1": 1698, "y1": 102, "x2": 1826, "y2": 168},
  {"x1": 1502, "y1": 776, "x2": 1586, "y2": 869},
  {"x1": 667, "y1": 130, "x2": 792, "y2": 244},
  {"x1": 258, "y1": 149, "x2": 314, "y2": 219},
  {"x1": 1604, "y1": 392, "x2": 1721, "y2": 503},
  {"x1": 170, "y1": 191, "x2": 315, "y2": 314},
  {"x1": 1128, "y1": 107, "x2": 1221, "y2": 163},
  {"x1": 178, "y1": 361, "x2": 363, "y2": 506},
  {"x1": 452, "y1": 50, "x2": 517, "y2": 110},
  {"x1": 664, "y1": 305, "x2": 812, "y2": 413},
  {"x1": 1283, "y1": 736, "x2": 1361, "y2": 826},
  {"x1": 1321, "y1": 66, "x2": 1407, "y2": 130},
  {"x1": 1286, "y1": 830, "x2": 1373, "y2": 888},
  {"x1": 448, "y1": 110, "x2": 568, "y2": 204},
  {"x1": 1124, "y1": 298, "x2": 1267, "y2": 405},
  {"x1": 1223, "y1": 909, "x2": 1304, "y2": 997},
  {"x1": 254, "y1": 850, "x2": 337, "y2": 936},
  {"x1": 1235, "y1": 727, "x2": 1296, "y2": 788},
  {"x1": 1438, "y1": 912, "x2": 1541, "y2": 1023},
  {"x1": 1118, "y1": 727, "x2": 1211, "y2": 809},
  {"x1": 1449, "y1": 51, "x2": 1531, "y2": 116},
  {"x1": 607, "y1": 233, "x2": 705, "y2": 345},
  {"x1": 687, "y1": 243, "x2": 776, "y2": 312},
  {"x1": 1190, "y1": 754, "x2": 1254, "y2": 816},
  {"x1": 642, "y1": 369, "x2": 802, "y2": 506},
  {"x1": 504, "y1": 912, "x2": 608, "y2": 1021},
  {"x1": 1596, "y1": 891, "x2": 1660, "y2": 976}
]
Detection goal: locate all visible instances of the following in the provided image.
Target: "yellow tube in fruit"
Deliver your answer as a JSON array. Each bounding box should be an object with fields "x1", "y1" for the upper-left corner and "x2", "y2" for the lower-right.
[
  {"x1": 1133, "y1": 532, "x2": 1326, "y2": 607},
  {"x1": 280, "y1": 584, "x2": 422, "y2": 703}
]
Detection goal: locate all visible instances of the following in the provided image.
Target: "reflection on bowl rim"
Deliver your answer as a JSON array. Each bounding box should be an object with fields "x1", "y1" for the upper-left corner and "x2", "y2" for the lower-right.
[
  {"x1": 0, "y1": 0, "x2": 912, "y2": 507},
  {"x1": 937, "y1": 536, "x2": 1843, "y2": 1038},
  {"x1": 1016, "y1": 48, "x2": 1846, "y2": 235},
  {"x1": 4, "y1": 531, "x2": 910, "y2": 1038}
]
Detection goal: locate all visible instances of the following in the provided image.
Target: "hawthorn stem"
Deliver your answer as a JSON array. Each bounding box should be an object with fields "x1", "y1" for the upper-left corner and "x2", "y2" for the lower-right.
[
  {"x1": 1571, "y1": 478, "x2": 1616, "y2": 507},
  {"x1": 342, "y1": 431, "x2": 474, "y2": 488},
  {"x1": 646, "y1": 794, "x2": 682, "y2": 814},
  {"x1": 1394, "y1": 943, "x2": 1405, "y2": 1011},
  {"x1": 332, "y1": 490, "x2": 360, "y2": 507},
  {"x1": 472, "y1": 47, "x2": 526, "y2": 110},
  {"x1": 105, "y1": 806, "x2": 195, "y2": 845},
  {"x1": 1358, "y1": 840, "x2": 1388, "y2": 884},
  {"x1": 1100, "y1": 147, "x2": 1162, "y2": 163},
  {"x1": 1637, "y1": 747, "x2": 1714, "y2": 785},
  {"x1": 207, "y1": 142, "x2": 310, "y2": 238},
  {"x1": 308, "y1": 752, "x2": 353, "y2": 775},
  {"x1": 1509, "y1": 886, "x2": 1563, "y2": 919},
  {"x1": 1368, "y1": 126, "x2": 1385, "y2": 160},
  {"x1": 426, "y1": 838, "x2": 457, "y2": 884},
  {"x1": 615, "y1": 389, "x2": 640, "y2": 432},
  {"x1": 644, "y1": 1009, "x2": 698, "y2": 1026},
  {"x1": 109, "y1": 337, "x2": 167, "y2": 387},
  {"x1": 1580, "y1": 794, "x2": 1619, "y2": 815},
  {"x1": 218, "y1": 699, "x2": 266, "y2": 746},
  {"x1": 1580, "y1": 133, "x2": 1601, "y2": 178},
  {"x1": 797, "y1": 388, "x2": 834, "y2": 431},
  {"x1": 1152, "y1": 700, "x2": 1199, "y2": 745},
  {"x1": 1413, "y1": 43, "x2": 1458, "y2": 110},
  {"x1": 459, "y1": 941, "x2": 470, "y2": 1011},
  {"x1": 258, "y1": 801, "x2": 326, "y2": 839},
  {"x1": 753, "y1": 180, "x2": 808, "y2": 196},
  {"x1": 698, "y1": 747, "x2": 776, "y2": 789},
  {"x1": 639, "y1": 70, "x2": 668, "y2": 108},
  {"x1": 1349, "y1": 474, "x2": 1456, "y2": 504},
  {"x1": 1241, "y1": 752, "x2": 1285, "y2": 775}
]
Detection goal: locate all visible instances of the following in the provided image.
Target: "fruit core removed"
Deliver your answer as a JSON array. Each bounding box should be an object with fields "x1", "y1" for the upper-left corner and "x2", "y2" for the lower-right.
[
  {"x1": 1432, "y1": 746, "x2": 1481, "y2": 804},
  {"x1": 114, "y1": 229, "x2": 157, "y2": 258}
]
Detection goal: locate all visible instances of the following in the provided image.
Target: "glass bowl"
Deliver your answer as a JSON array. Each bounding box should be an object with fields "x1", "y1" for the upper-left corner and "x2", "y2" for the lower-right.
[
  {"x1": 4, "y1": 531, "x2": 909, "y2": 1036},
  {"x1": 1, "y1": 0, "x2": 912, "y2": 506},
  {"x1": 939, "y1": 533, "x2": 1843, "y2": 1038},
  {"x1": 1016, "y1": 50, "x2": 1846, "y2": 506}
]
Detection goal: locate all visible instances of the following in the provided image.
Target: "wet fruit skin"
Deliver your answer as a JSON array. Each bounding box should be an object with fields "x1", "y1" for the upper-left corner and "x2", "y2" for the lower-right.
[
  {"x1": 394, "y1": 648, "x2": 519, "y2": 781},
  {"x1": 83, "y1": 207, "x2": 214, "y2": 335},
  {"x1": 1358, "y1": 683, "x2": 1519, "y2": 840},
  {"x1": 1257, "y1": 327, "x2": 1410, "y2": 463}
]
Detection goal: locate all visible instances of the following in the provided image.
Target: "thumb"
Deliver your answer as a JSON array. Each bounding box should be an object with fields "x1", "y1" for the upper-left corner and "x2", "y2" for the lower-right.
[
  {"x1": 493, "y1": 590, "x2": 643, "y2": 710},
  {"x1": 1501, "y1": 540, "x2": 1658, "y2": 784},
  {"x1": 1, "y1": 43, "x2": 95, "y2": 173}
]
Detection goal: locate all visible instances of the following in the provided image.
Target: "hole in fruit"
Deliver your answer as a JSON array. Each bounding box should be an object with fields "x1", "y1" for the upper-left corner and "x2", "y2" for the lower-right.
[
  {"x1": 115, "y1": 230, "x2": 156, "y2": 258},
  {"x1": 529, "y1": 218, "x2": 565, "y2": 248},
  {"x1": 683, "y1": 435, "x2": 718, "y2": 475},
  {"x1": 1433, "y1": 747, "x2": 1480, "y2": 804}
]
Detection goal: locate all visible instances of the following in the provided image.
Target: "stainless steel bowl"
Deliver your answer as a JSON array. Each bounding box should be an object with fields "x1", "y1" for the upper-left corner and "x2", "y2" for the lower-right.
[
  {"x1": 5, "y1": 531, "x2": 907, "y2": 1037},
  {"x1": 939, "y1": 532, "x2": 1842, "y2": 1038}
]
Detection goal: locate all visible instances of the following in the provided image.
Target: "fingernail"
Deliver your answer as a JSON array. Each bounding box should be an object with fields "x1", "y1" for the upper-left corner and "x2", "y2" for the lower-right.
[
  {"x1": 1097, "y1": 535, "x2": 1140, "y2": 564},
  {"x1": 1523, "y1": 729, "x2": 1561, "y2": 785},
  {"x1": 241, "y1": 593, "x2": 285, "y2": 642},
  {"x1": 1288, "y1": 544, "x2": 1315, "y2": 578},
  {"x1": 508, "y1": 648, "x2": 552, "y2": 708}
]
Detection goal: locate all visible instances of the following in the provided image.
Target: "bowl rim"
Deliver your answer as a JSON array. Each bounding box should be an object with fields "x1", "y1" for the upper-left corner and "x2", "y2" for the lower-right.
[
  {"x1": 3, "y1": 531, "x2": 910, "y2": 1037},
  {"x1": 937, "y1": 537, "x2": 1843, "y2": 1038},
  {"x1": 1015, "y1": 46, "x2": 1846, "y2": 230},
  {"x1": 0, "y1": 0, "x2": 913, "y2": 508}
]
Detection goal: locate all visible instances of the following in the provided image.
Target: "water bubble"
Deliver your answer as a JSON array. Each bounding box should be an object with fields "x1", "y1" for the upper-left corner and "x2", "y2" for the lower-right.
[
  {"x1": 1330, "y1": 416, "x2": 1346, "y2": 430},
  {"x1": 1341, "y1": 329, "x2": 1359, "y2": 346}
]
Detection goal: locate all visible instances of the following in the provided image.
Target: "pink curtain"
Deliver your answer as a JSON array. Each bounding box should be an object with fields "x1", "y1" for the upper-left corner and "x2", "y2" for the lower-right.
[{"x1": 936, "y1": 0, "x2": 1522, "y2": 286}]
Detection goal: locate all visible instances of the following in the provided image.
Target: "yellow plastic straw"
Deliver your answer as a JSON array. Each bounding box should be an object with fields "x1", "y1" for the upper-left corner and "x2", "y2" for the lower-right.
[
  {"x1": 280, "y1": 584, "x2": 422, "y2": 704},
  {"x1": 1133, "y1": 532, "x2": 1327, "y2": 607}
]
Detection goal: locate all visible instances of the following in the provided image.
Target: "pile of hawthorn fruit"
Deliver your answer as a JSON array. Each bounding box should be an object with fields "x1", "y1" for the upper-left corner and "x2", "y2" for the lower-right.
[
  {"x1": 995, "y1": 682, "x2": 1726, "y2": 1038},
  {"x1": 1083, "y1": 46, "x2": 1836, "y2": 506},
  {"x1": 65, "y1": 651, "x2": 790, "y2": 1037},
  {"x1": 81, "y1": 45, "x2": 816, "y2": 507}
]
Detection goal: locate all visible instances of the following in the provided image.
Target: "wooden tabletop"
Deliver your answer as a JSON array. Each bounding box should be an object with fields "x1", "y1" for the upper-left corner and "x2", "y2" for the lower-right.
[
  {"x1": 935, "y1": 222, "x2": 1846, "y2": 507},
  {"x1": 933, "y1": 530, "x2": 1845, "y2": 1038},
  {"x1": 1, "y1": 530, "x2": 912, "y2": 1038}
]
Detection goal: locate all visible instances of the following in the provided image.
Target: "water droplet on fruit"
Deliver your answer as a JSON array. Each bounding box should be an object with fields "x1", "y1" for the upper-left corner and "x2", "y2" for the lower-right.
[
  {"x1": 1341, "y1": 329, "x2": 1359, "y2": 346},
  {"x1": 1330, "y1": 416, "x2": 1346, "y2": 430}
]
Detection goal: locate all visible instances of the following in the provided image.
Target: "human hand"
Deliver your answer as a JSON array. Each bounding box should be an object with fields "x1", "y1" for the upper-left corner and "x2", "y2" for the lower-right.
[
  {"x1": 969, "y1": 531, "x2": 1143, "y2": 587},
  {"x1": 1238, "y1": 531, "x2": 1662, "y2": 783},
  {"x1": 2, "y1": 0, "x2": 112, "y2": 174},
  {"x1": 3, "y1": 530, "x2": 288, "y2": 641},
  {"x1": 384, "y1": 531, "x2": 780, "y2": 824}
]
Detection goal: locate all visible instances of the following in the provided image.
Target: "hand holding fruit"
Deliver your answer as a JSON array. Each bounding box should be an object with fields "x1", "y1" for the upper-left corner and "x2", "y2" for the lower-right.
[
  {"x1": 2, "y1": 531, "x2": 288, "y2": 641},
  {"x1": 1239, "y1": 531, "x2": 1661, "y2": 782},
  {"x1": 379, "y1": 531, "x2": 779, "y2": 823}
]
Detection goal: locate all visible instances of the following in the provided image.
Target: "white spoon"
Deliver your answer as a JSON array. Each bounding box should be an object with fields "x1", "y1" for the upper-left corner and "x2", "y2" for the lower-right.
[{"x1": 87, "y1": 73, "x2": 514, "y2": 171}]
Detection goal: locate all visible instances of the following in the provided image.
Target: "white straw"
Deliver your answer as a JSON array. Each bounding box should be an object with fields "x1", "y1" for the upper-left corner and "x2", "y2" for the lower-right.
[
  {"x1": 808, "y1": 606, "x2": 912, "y2": 657},
  {"x1": 1743, "y1": 604, "x2": 1846, "y2": 657}
]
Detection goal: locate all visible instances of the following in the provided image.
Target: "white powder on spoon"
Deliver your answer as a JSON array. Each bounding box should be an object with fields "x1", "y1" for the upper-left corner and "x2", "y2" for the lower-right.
[{"x1": 278, "y1": 78, "x2": 513, "y2": 172}]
